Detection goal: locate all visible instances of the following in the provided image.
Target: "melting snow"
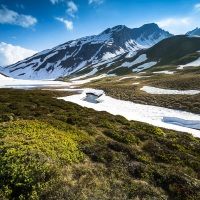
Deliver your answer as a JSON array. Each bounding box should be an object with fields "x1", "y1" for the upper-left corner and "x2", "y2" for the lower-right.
[
  {"x1": 0, "y1": 73, "x2": 13, "y2": 80},
  {"x1": 102, "y1": 52, "x2": 117, "y2": 60},
  {"x1": 163, "y1": 117, "x2": 200, "y2": 130},
  {"x1": 132, "y1": 62, "x2": 157, "y2": 72},
  {"x1": 119, "y1": 75, "x2": 151, "y2": 81},
  {"x1": 1, "y1": 73, "x2": 200, "y2": 137},
  {"x1": 71, "y1": 74, "x2": 115, "y2": 85},
  {"x1": 141, "y1": 86, "x2": 200, "y2": 95},
  {"x1": 58, "y1": 88, "x2": 200, "y2": 137},
  {"x1": 125, "y1": 51, "x2": 137, "y2": 58},
  {"x1": 122, "y1": 54, "x2": 147, "y2": 67},
  {"x1": 70, "y1": 68, "x2": 98, "y2": 81},
  {"x1": 153, "y1": 70, "x2": 175, "y2": 74},
  {"x1": 178, "y1": 57, "x2": 200, "y2": 69},
  {"x1": 0, "y1": 76, "x2": 70, "y2": 89}
]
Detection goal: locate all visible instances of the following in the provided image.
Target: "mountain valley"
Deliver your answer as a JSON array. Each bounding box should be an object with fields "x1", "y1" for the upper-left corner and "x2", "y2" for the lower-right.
[{"x1": 0, "y1": 23, "x2": 200, "y2": 200}]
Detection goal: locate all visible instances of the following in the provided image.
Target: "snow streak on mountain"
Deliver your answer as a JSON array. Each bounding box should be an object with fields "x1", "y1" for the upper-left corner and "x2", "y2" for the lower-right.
[
  {"x1": 186, "y1": 27, "x2": 200, "y2": 36},
  {"x1": 0, "y1": 23, "x2": 172, "y2": 80}
]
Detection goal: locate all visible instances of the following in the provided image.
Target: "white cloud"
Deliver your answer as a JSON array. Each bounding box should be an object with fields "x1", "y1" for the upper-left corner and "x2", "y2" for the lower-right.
[
  {"x1": 0, "y1": 5, "x2": 37, "y2": 28},
  {"x1": 0, "y1": 42, "x2": 37, "y2": 66},
  {"x1": 156, "y1": 17, "x2": 193, "y2": 34},
  {"x1": 194, "y1": 3, "x2": 200, "y2": 11},
  {"x1": 157, "y1": 17, "x2": 190, "y2": 27},
  {"x1": 55, "y1": 17, "x2": 73, "y2": 30},
  {"x1": 66, "y1": 1, "x2": 78, "y2": 17},
  {"x1": 88, "y1": 0, "x2": 104, "y2": 5}
]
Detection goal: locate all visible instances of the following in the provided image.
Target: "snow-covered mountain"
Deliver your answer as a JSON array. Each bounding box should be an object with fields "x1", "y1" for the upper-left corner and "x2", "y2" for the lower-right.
[
  {"x1": 0, "y1": 23, "x2": 172, "y2": 80},
  {"x1": 186, "y1": 28, "x2": 200, "y2": 36},
  {"x1": 0, "y1": 72, "x2": 11, "y2": 80},
  {"x1": 77, "y1": 35, "x2": 200, "y2": 77}
]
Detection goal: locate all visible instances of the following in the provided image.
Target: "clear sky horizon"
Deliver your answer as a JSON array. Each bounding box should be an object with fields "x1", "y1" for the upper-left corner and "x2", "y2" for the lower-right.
[{"x1": 0, "y1": 0, "x2": 200, "y2": 52}]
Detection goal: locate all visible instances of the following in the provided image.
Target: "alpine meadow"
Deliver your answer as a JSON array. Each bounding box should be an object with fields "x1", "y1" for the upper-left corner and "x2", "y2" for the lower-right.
[{"x1": 0, "y1": 0, "x2": 200, "y2": 199}]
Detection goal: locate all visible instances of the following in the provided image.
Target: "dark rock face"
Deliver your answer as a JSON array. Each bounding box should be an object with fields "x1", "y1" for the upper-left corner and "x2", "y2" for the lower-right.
[{"x1": 0, "y1": 23, "x2": 172, "y2": 80}]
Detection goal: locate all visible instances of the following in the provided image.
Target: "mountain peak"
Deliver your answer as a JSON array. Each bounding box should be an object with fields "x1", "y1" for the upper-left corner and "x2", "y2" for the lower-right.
[
  {"x1": 111, "y1": 25, "x2": 126, "y2": 31},
  {"x1": 100, "y1": 25, "x2": 127, "y2": 35},
  {"x1": 186, "y1": 27, "x2": 200, "y2": 36},
  {"x1": 138, "y1": 23, "x2": 166, "y2": 33},
  {"x1": 140, "y1": 23, "x2": 159, "y2": 29},
  {"x1": 1, "y1": 23, "x2": 172, "y2": 80}
]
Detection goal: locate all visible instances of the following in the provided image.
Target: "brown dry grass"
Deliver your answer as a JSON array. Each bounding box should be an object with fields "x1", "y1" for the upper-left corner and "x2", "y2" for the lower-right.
[{"x1": 83, "y1": 73, "x2": 200, "y2": 114}]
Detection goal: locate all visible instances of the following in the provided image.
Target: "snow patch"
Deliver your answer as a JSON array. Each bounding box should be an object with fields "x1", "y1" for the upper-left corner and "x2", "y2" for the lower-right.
[
  {"x1": 122, "y1": 54, "x2": 147, "y2": 68},
  {"x1": 102, "y1": 52, "x2": 117, "y2": 60},
  {"x1": 187, "y1": 35, "x2": 200, "y2": 38},
  {"x1": 132, "y1": 62, "x2": 157, "y2": 72},
  {"x1": 71, "y1": 74, "x2": 114, "y2": 85},
  {"x1": 70, "y1": 68, "x2": 98, "y2": 81},
  {"x1": 125, "y1": 51, "x2": 137, "y2": 58},
  {"x1": 119, "y1": 75, "x2": 151, "y2": 81},
  {"x1": 0, "y1": 73, "x2": 13, "y2": 80},
  {"x1": 153, "y1": 70, "x2": 175, "y2": 75},
  {"x1": 0, "y1": 78, "x2": 71, "y2": 89},
  {"x1": 178, "y1": 58, "x2": 200, "y2": 69},
  {"x1": 58, "y1": 88, "x2": 200, "y2": 137},
  {"x1": 141, "y1": 86, "x2": 200, "y2": 95},
  {"x1": 163, "y1": 117, "x2": 200, "y2": 130}
]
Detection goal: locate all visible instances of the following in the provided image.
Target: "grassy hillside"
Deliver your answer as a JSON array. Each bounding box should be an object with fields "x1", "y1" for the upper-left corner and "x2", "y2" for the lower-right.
[
  {"x1": 146, "y1": 35, "x2": 200, "y2": 66},
  {"x1": 83, "y1": 73, "x2": 200, "y2": 114},
  {"x1": 0, "y1": 89, "x2": 200, "y2": 199}
]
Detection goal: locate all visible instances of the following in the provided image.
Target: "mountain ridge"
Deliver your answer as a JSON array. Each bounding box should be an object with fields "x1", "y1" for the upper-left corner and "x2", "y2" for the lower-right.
[
  {"x1": 0, "y1": 23, "x2": 172, "y2": 80},
  {"x1": 186, "y1": 27, "x2": 200, "y2": 36}
]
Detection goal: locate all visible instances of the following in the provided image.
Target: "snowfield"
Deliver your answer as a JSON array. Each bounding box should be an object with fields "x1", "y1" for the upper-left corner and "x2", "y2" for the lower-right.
[
  {"x1": 121, "y1": 54, "x2": 147, "y2": 67},
  {"x1": 58, "y1": 88, "x2": 200, "y2": 138},
  {"x1": 0, "y1": 75, "x2": 70, "y2": 89},
  {"x1": 0, "y1": 73, "x2": 113, "y2": 89},
  {"x1": 70, "y1": 74, "x2": 115, "y2": 85},
  {"x1": 132, "y1": 61, "x2": 157, "y2": 72},
  {"x1": 141, "y1": 86, "x2": 200, "y2": 95},
  {"x1": 178, "y1": 57, "x2": 200, "y2": 69},
  {"x1": 1, "y1": 74, "x2": 200, "y2": 138}
]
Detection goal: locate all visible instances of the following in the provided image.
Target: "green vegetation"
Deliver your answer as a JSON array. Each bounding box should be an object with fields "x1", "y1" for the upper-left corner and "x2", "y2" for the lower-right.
[
  {"x1": 0, "y1": 88, "x2": 200, "y2": 199},
  {"x1": 146, "y1": 35, "x2": 200, "y2": 66},
  {"x1": 0, "y1": 120, "x2": 84, "y2": 199}
]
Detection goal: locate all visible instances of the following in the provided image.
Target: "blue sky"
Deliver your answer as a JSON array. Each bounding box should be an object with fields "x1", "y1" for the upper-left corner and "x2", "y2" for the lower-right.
[{"x1": 0, "y1": 0, "x2": 200, "y2": 52}]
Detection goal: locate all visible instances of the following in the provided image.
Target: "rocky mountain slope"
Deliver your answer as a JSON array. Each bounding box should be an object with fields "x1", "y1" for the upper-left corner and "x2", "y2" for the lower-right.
[
  {"x1": 0, "y1": 23, "x2": 172, "y2": 80},
  {"x1": 186, "y1": 27, "x2": 200, "y2": 36},
  {"x1": 71, "y1": 35, "x2": 200, "y2": 77}
]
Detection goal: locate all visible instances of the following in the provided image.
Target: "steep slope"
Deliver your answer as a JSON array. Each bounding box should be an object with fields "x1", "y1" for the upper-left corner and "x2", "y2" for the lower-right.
[
  {"x1": 186, "y1": 27, "x2": 200, "y2": 36},
  {"x1": 0, "y1": 72, "x2": 12, "y2": 80},
  {"x1": 77, "y1": 35, "x2": 200, "y2": 76},
  {"x1": 0, "y1": 23, "x2": 172, "y2": 80}
]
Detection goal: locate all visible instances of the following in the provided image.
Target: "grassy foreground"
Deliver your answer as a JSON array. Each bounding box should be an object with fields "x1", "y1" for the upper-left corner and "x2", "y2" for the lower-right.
[{"x1": 0, "y1": 89, "x2": 200, "y2": 200}]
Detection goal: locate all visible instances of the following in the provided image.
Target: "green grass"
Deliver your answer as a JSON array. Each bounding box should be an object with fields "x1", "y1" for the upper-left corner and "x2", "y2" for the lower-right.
[
  {"x1": 0, "y1": 120, "x2": 84, "y2": 199},
  {"x1": 0, "y1": 88, "x2": 200, "y2": 199},
  {"x1": 146, "y1": 35, "x2": 200, "y2": 66}
]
